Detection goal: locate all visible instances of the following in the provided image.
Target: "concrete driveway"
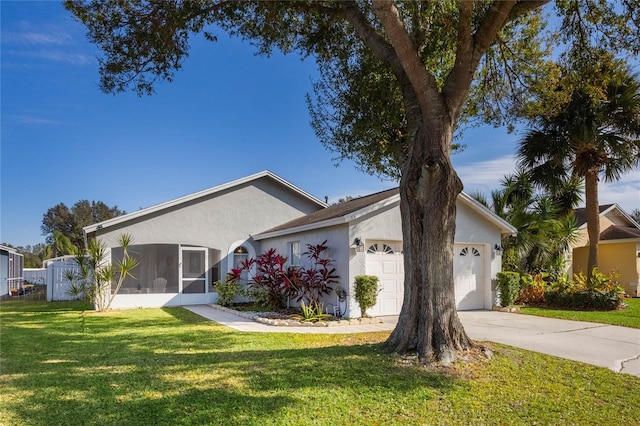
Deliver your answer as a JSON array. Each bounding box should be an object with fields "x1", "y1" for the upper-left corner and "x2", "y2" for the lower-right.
[
  {"x1": 458, "y1": 310, "x2": 640, "y2": 376},
  {"x1": 185, "y1": 305, "x2": 640, "y2": 376}
]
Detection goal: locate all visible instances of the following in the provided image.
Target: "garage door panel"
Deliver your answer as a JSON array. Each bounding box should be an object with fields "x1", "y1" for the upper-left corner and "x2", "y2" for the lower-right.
[
  {"x1": 379, "y1": 278, "x2": 399, "y2": 294},
  {"x1": 380, "y1": 299, "x2": 399, "y2": 315},
  {"x1": 381, "y1": 261, "x2": 397, "y2": 275}
]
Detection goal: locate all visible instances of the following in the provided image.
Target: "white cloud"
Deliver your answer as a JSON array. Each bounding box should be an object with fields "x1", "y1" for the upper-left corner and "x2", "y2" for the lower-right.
[
  {"x1": 455, "y1": 155, "x2": 516, "y2": 194},
  {"x1": 599, "y1": 172, "x2": 640, "y2": 213},
  {"x1": 2, "y1": 20, "x2": 94, "y2": 66},
  {"x1": 455, "y1": 156, "x2": 639, "y2": 212},
  {"x1": 31, "y1": 50, "x2": 94, "y2": 65},
  {"x1": 3, "y1": 31, "x2": 70, "y2": 45},
  {"x1": 7, "y1": 115, "x2": 65, "y2": 126}
]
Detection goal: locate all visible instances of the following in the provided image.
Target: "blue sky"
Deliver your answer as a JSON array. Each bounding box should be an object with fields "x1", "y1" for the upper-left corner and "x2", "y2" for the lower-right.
[{"x1": 2, "y1": 1, "x2": 638, "y2": 249}]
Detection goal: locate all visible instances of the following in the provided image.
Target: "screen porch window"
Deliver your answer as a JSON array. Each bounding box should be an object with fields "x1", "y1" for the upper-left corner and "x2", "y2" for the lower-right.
[{"x1": 111, "y1": 244, "x2": 179, "y2": 294}]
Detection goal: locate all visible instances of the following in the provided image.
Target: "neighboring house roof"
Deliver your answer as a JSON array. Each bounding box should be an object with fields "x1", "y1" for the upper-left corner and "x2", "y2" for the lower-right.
[
  {"x1": 83, "y1": 170, "x2": 328, "y2": 234},
  {"x1": 0, "y1": 245, "x2": 18, "y2": 254},
  {"x1": 573, "y1": 203, "x2": 640, "y2": 229},
  {"x1": 254, "y1": 188, "x2": 517, "y2": 240},
  {"x1": 600, "y1": 225, "x2": 640, "y2": 241},
  {"x1": 573, "y1": 204, "x2": 615, "y2": 227}
]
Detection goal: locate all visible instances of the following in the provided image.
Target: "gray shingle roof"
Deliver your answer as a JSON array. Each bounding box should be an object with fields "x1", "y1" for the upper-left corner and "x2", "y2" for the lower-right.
[
  {"x1": 261, "y1": 188, "x2": 399, "y2": 234},
  {"x1": 600, "y1": 225, "x2": 640, "y2": 240}
]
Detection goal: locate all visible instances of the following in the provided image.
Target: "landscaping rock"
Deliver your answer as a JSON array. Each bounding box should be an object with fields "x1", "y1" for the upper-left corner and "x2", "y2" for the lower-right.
[
  {"x1": 208, "y1": 304, "x2": 382, "y2": 328},
  {"x1": 492, "y1": 305, "x2": 521, "y2": 313}
]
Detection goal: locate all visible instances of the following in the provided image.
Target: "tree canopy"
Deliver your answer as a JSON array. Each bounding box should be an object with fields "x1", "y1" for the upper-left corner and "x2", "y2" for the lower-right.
[
  {"x1": 42, "y1": 200, "x2": 125, "y2": 251},
  {"x1": 65, "y1": 0, "x2": 639, "y2": 364}
]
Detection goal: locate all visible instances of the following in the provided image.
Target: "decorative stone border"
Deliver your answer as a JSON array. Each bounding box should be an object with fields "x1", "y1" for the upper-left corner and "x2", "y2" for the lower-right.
[
  {"x1": 492, "y1": 305, "x2": 521, "y2": 313},
  {"x1": 209, "y1": 304, "x2": 383, "y2": 327}
]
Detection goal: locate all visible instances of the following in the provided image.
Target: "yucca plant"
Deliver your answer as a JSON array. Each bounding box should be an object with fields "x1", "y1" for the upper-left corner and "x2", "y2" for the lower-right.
[
  {"x1": 292, "y1": 301, "x2": 332, "y2": 323},
  {"x1": 65, "y1": 234, "x2": 138, "y2": 311}
]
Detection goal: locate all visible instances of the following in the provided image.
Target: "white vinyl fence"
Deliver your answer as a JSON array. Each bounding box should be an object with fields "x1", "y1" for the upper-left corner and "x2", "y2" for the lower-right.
[
  {"x1": 24, "y1": 268, "x2": 47, "y2": 285},
  {"x1": 45, "y1": 256, "x2": 81, "y2": 301}
]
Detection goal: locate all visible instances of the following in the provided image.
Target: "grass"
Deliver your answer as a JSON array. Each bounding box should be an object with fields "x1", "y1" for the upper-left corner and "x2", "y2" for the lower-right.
[
  {"x1": 1, "y1": 300, "x2": 639, "y2": 425},
  {"x1": 520, "y1": 297, "x2": 640, "y2": 328}
]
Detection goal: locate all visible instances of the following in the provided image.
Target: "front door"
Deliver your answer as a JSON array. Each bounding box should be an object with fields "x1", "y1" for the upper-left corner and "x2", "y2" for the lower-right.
[{"x1": 180, "y1": 247, "x2": 208, "y2": 305}]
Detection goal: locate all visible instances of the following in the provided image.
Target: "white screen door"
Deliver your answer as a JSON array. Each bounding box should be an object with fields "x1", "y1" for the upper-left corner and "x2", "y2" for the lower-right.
[{"x1": 180, "y1": 247, "x2": 208, "y2": 304}]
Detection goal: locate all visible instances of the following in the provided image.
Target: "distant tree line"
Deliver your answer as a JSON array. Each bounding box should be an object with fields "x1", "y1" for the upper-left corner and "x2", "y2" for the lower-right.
[{"x1": 3, "y1": 200, "x2": 125, "y2": 267}]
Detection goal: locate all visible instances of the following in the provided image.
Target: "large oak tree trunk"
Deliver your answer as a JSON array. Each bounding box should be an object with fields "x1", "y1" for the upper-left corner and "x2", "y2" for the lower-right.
[
  {"x1": 384, "y1": 123, "x2": 476, "y2": 365},
  {"x1": 584, "y1": 170, "x2": 600, "y2": 279}
]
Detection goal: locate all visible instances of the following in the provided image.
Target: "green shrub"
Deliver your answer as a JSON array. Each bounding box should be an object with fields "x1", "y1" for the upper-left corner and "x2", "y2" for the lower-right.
[
  {"x1": 516, "y1": 273, "x2": 548, "y2": 305},
  {"x1": 214, "y1": 278, "x2": 241, "y2": 307},
  {"x1": 497, "y1": 271, "x2": 520, "y2": 307},
  {"x1": 543, "y1": 269, "x2": 625, "y2": 311},
  {"x1": 241, "y1": 287, "x2": 273, "y2": 309},
  {"x1": 354, "y1": 275, "x2": 380, "y2": 317}
]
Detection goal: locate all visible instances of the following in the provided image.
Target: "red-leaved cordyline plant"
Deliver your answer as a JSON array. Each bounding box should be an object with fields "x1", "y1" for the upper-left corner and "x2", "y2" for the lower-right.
[
  {"x1": 234, "y1": 241, "x2": 339, "y2": 308},
  {"x1": 240, "y1": 248, "x2": 295, "y2": 308},
  {"x1": 295, "y1": 240, "x2": 338, "y2": 305}
]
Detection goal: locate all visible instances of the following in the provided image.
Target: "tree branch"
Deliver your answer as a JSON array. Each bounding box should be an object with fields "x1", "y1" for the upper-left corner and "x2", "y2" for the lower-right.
[
  {"x1": 371, "y1": 0, "x2": 440, "y2": 121},
  {"x1": 508, "y1": 0, "x2": 552, "y2": 21},
  {"x1": 337, "y1": 1, "x2": 404, "y2": 77},
  {"x1": 443, "y1": 1, "x2": 519, "y2": 121}
]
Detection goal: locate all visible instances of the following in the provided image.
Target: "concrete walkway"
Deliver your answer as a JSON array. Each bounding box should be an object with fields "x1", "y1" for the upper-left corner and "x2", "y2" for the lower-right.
[{"x1": 184, "y1": 305, "x2": 640, "y2": 376}]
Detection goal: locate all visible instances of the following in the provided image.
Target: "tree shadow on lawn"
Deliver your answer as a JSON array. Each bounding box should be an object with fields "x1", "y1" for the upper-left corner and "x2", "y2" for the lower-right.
[
  {"x1": 6, "y1": 344, "x2": 458, "y2": 425},
  {"x1": 2, "y1": 306, "x2": 459, "y2": 425}
]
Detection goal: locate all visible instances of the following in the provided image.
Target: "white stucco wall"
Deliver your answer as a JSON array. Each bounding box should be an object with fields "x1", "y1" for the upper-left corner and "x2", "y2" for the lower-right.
[{"x1": 347, "y1": 202, "x2": 403, "y2": 317}]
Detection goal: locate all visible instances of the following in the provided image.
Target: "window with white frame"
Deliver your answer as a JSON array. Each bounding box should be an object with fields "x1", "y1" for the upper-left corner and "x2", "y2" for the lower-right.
[{"x1": 288, "y1": 241, "x2": 301, "y2": 267}]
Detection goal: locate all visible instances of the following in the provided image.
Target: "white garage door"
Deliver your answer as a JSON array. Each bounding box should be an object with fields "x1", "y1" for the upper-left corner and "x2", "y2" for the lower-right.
[
  {"x1": 364, "y1": 241, "x2": 485, "y2": 315},
  {"x1": 453, "y1": 244, "x2": 485, "y2": 310},
  {"x1": 365, "y1": 241, "x2": 404, "y2": 316}
]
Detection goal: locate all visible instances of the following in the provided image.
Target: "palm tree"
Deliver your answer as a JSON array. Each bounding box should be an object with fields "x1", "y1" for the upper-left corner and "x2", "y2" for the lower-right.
[
  {"x1": 518, "y1": 68, "x2": 640, "y2": 278},
  {"x1": 473, "y1": 170, "x2": 581, "y2": 277},
  {"x1": 52, "y1": 230, "x2": 78, "y2": 257}
]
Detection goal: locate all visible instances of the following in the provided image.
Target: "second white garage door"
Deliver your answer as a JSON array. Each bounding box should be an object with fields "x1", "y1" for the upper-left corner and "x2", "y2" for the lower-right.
[
  {"x1": 364, "y1": 241, "x2": 485, "y2": 315},
  {"x1": 453, "y1": 244, "x2": 485, "y2": 310}
]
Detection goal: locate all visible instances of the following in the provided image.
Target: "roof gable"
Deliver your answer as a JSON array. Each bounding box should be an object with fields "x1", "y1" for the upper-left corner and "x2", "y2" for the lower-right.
[
  {"x1": 254, "y1": 188, "x2": 517, "y2": 240},
  {"x1": 84, "y1": 171, "x2": 327, "y2": 233},
  {"x1": 573, "y1": 204, "x2": 639, "y2": 229}
]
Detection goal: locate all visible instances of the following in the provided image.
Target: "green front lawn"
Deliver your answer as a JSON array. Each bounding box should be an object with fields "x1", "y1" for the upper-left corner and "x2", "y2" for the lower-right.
[
  {"x1": 520, "y1": 297, "x2": 640, "y2": 328},
  {"x1": 1, "y1": 300, "x2": 639, "y2": 425}
]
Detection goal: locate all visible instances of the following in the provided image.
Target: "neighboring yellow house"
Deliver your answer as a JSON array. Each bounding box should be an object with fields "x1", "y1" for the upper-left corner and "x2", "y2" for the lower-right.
[{"x1": 569, "y1": 204, "x2": 640, "y2": 297}]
